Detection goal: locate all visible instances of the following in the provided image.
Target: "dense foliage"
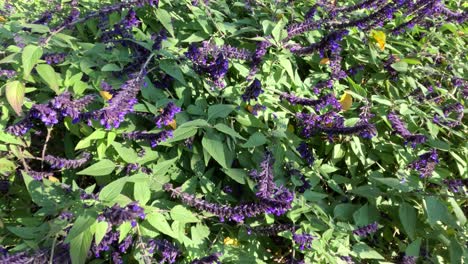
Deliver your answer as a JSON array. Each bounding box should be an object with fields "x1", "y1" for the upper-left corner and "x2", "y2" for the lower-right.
[{"x1": 0, "y1": 0, "x2": 467, "y2": 263}]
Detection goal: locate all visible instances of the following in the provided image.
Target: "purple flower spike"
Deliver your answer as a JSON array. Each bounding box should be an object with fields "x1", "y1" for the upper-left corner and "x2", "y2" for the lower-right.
[
  {"x1": 387, "y1": 111, "x2": 426, "y2": 148},
  {"x1": 408, "y1": 149, "x2": 439, "y2": 178},
  {"x1": 123, "y1": 130, "x2": 173, "y2": 148},
  {"x1": 190, "y1": 252, "x2": 222, "y2": 264},
  {"x1": 293, "y1": 233, "x2": 315, "y2": 250},
  {"x1": 147, "y1": 239, "x2": 180, "y2": 264},
  {"x1": 353, "y1": 222, "x2": 378, "y2": 237},
  {"x1": 242, "y1": 79, "x2": 263, "y2": 103},
  {"x1": 44, "y1": 152, "x2": 91, "y2": 169},
  {"x1": 296, "y1": 142, "x2": 314, "y2": 166},
  {"x1": 154, "y1": 102, "x2": 181, "y2": 128}
]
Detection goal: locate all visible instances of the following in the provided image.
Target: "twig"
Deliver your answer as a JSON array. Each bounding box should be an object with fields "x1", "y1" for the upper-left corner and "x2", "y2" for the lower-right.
[
  {"x1": 41, "y1": 126, "x2": 53, "y2": 170},
  {"x1": 49, "y1": 235, "x2": 58, "y2": 264}
]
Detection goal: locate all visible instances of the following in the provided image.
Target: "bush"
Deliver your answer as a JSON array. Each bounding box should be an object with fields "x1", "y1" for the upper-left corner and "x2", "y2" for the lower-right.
[{"x1": 0, "y1": 0, "x2": 466, "y2": 263}]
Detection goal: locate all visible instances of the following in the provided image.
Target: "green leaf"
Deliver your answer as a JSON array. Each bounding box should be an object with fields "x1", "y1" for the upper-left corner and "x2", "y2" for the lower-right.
[
  {"x1": 155, "y1": 9, "x2": 174, "y2": 37},
  {"x1": 147, "y1": 212, "x2": 177, "y2": 238},
  {"x1": 352, "y1": 243, "x2": 384, "y2": 259},
  {"x1": 5, "y1": 81, "x2": 25, "y2": 116},
  {"x1": 99, "y1": 177, "x2": 128, "y2": 202},
  {"x1": 399, "y1": 203, "x2": 416, "y2": 240},
  {"x1": 202, "y1": 133, "x2": 233, "y2": 168},
  {"x1": 214, "y1": 123, "x2": 245, "y2": 140},
  {"x1": 207, "y1": 104, "x2": 236, "y2": 121},
  {"x1": 390, "y1": 61, "x2": 408, "y2": 72},
  {"x1": 22, "y1": 45, "x2": 43, "y2": 79},
  {"x1": 222, "y1": 168, "x2": 246, "y2": 184},
  {"x1": 242, "y1": 132, "x2": 266, "y2": 148},
  {"x1": 77, "y1": 159, "x2": 116, "y2": 176},
  {"x1": 152, "y1": 157, "x2": 178, "y2": 177},
  {"x1": 279, "y1": 57, "x2": 294, "y2": 80},
  {"x1": 75, "y1": 130, "x2": 106, "y2": 150},
  {"x1": 112, "y1": 142, "x2": 138, "y2": 163},
  {"x1": 160, "y1": 60, "x2": 186, "y2": 85},
  {"x1": 36, "y1": 64, "x2": 60, "y2": 93},
  {"x1": 101, "y1": 63, "x2": 121, "y2": 71},
  {"x1": 405, "y1": 238, "x2": 421, "y2": 256},
  {"x1": 94, "y1": 221, "x2": 108, "y2": 246},
  {"x1": 66, "y1": 213, "x2": 97, "y2": 242},
  {"x1": 170, "y1": 205, "x2": 200, "y2": 224},
  {"x1": 424, "y1": 196, "x2": 456, "y2": 227},
  {"x1": 134, "y1": 182, "x2": 151, "y2": 205},
  {"x1": 70, "y1": 228, "x2": 93, "y2": 264}
]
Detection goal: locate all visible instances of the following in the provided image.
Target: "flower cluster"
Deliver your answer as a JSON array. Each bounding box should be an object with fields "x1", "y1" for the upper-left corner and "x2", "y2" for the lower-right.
[
  {"x1": 190, "y1": 252, "x2": 222, "y2": 264},
  {"x1": 387, "y1": 111, "x2": 427, "y2": 148},
  {"x1": 433, "y1": 102, "x2": 464, "y2": 128},
  {"x1": 280, "y1": 92, "x2": 341, "y2": 111},
  {"x1": 407, "y1": 149, "x2": 439, "y2": 178},
  {"x1": 352, "y1": 222, "x2": 379, "y2": 237},
  {"x1": 43, "y1": 53, "x2": 66, "y2": 64},
  {"x1": 296, "y1": 142, "x2": 314, "y2": 166},
  {"x1": 0, "y1": 69, "x2": 16, "y2": 78},
  {"x1": 98, "y1": 202, "x2": 146, "y2": 227},
  {"x1": 0, "y1": 243, "x2": 70, "y2": 264},
  {"x1": 241, "y1": 79, "x2": 263, "y2": 103},
  {"x1": 186, "y1": 44, "x2": 230, "y2": 88},
  {"x1": 148, "y1": 239, "x2": 180, "y2": 264},
  {"x1": 123, "y1": 130, "x2": 173, "y2": 148},
  {"x1": 154, "y1": 102, "x2": 181, "y2": 128},
  {"x1": 443, "y1": 179, "x2": 467, "y2": 194},
  {"x1": 293, "y1": 233, "x2": 315, "y2": 250},
  {"x1": 44, "y1": 152, "x2": 91, "y2": 169}
]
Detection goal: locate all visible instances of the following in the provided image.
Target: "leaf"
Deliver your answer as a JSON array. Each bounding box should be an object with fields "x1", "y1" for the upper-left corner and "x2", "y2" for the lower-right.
[
  {"x1": 390, "y1": 61, "x2": 408, "y2": 72},
  {"x1": 279, "y1": 57, "x2": 294, "y2": 80},
  {"x1": 70, "y1": 228, "x2": 93, "y2": 264},
  {"x1": 170, "y1": 205, "x2": 200, "y2": 224},
  {"x1": 405, "y1": 238, "x2": 421, "y2": 256},
  {"x1": 399, "y1": 203, "x2": 416, "y2": 240},
  {"x1": 22, "y1": 45, "x2": 43, "y2": 78},
  {"x1": 152, "y1": 157, "x2": 178, "y2": 176},
  {"x1": 207, "y1": 104, "x2": 236, "y2": 121},
  {"x1": 371, "y1": 30, "x2": 386, "y2": 51},
  {"x1": 101, "y1": 63, "x2": 121, "y2": 71},
  {"x1": 339, "y1": 91, "x2": 353, "y2": 111},
  {"x1": 94, "y1": 221, "x2": 108, "y2": 246},
  {"x1": 221, "y1": 168, "x2": 246, "y2": 184},
  {"x1": 134, "y1": 182, "x2": 151, "y2": 205},
  {"x1": 214, "y1": 123, "x2": 245, "y2": 140},
  {"x1": 77, "y1": 159, "x2": 116, "y2": 176},
  {"x1": 241, "y1": 132, "x2": 267, "y2": 148},
  {"x1": 159, "y1": 60, "x2": 186, "y2": 85},
  {"x1": 5, "y1": 81, "x2": 25, "y2": 116},
  {"x1": 99, "y1": 177, "x2": 128, "y2": 202},
  {"x1": 165, "y1": 127, "x2": 198, "y2": 143},
  {"x1": 202, "y1": 133, "x2": 233, "y2": 168},
  {"x1": 147, "y1": 212, "x2": 177, "y2": 238},
  {"x1": 352, "y1": 243, "x2": 384, "y2": 259},
  {"x1": 424, "y1": 196, "x2": 456, "y2": 227},
  {"x1": 66, "y1": 213, "x2": 97, "y2": 242},
  {"x1": 75, "y1": 130, "x2": 106, "y2": 150},
  {"x1": 36, "y1": 64, "x2": 60, "y2": 93},
  {"x1": 155, "y1": 9, "x2": 174, "y2": 37},
  {"x1": 112, "y1": 142, "x2": 138, "y2": 163}
]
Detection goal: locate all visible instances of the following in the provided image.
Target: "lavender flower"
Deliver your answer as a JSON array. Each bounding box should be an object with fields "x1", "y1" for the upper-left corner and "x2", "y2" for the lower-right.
[
  {"x1": 59, "y1": 211, "x2": 74, "y2": 221},
  {"x1": 408, "y1": 149, "x2": 439, "y2": 178},
  {"x1": 191, "y1": 252, "x2": 222, "y2": 264},
  {"x1": 118, "y1": 235, "x2": 133, "y2": 253},
  {"x1": 99, "y1": 202, "x2": 145, "y2": 227},
  {"x1": 186, "y1": 44, "x2": 230, "y2": 88},
  {"x1": 0, "y1": 69, "x2": 16, "y2": 78},
  {"x1": 433, "y1": 102, "x2": 464, "y2": 128},
  {"x1": 248, "y1": 40, "x2": 270, "y2": 80},
  {"x1": 242, "y1": 79, "x2": 263, "y2": 103},
  {"x1": 280, "y1": 92, "x2": 341, "y2": 111},
  {"x1": 398, "y1": 254, "x2": 417, "y2": 264},
  {"x1": 0, "y1": 244, "x2": 70, "y2": 263},
  {"x1": 247, "y1": 223, "x2": 296, "y2": 236},
  {"x1": 286, "y1": 165, "x2": 311, "y2": 193},
  {"x1": 122, "y1": 130, "x2": 173, "y2": 147},
  {"x1": 123, "y1": 9, "x2": 140, "y2": 28},
  {"x1": 443, "y1": 179, "x2": 467, "y2": 193},
  {"x1": 296, "y1": 142, "x2": 314, "y2": 166},
  {"x1": 44, "y1": 152, "x2": 91, "y2": 169},
  {"x1": 6, "y1": 119, "x2": 34, "y2": 136},
  {"x1": 148, "y1": 239, "x2": 180, "y2": 264},
  {"x1": 293, "y1": 233, "x2": 315, "y2": 250},
  {"x1": 43, "y1": 53, "x2": 66, "y2": 64},
  {"x1": 152, "y1": 29, "x2": 168, "y2": 50},
  {"x1": 30, "y1": 104, "x2": 59, "y2": 126},
  {"x1": 387, "y1": 111, "x2": 427, "y2": 148},
  {"x1": 249, "y1": 151, "x2": 276, "y2": 199},
  {"x1": 154, "y1": 102, "x2": 181, "y2": 128},
  {"x1": 340, "y1": 256, "x2": 355, "y2": 264},
  {"x1": 353, "y1": 222, "x2": 378, "y2": 237},
  {"x1": 93, "y1": 230, "x2": 119, "y2": 257},
  {"x1": 290, "y1": 30, "x2": 349, "y2": 55}
]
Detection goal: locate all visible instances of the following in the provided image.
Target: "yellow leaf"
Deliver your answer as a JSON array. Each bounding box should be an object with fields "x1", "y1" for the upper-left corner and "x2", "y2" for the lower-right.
[
  {"x1": 0, "y1": 16, "x2": 7, "y2": 23},
  {"x1": 168, "y1": 119, "x2": 177, "y2": 130},
  {"x1": 319, "y1": 58, "x2": 330, "y2": 65},
  {"x1": 100, "y1": 91, "x2": 113, "y2": 101},
  {"x1": 246, "y1": 105, "x2": 253, "y2": 113},
  {"x1": 287, "y1": 124, "x2": 295, "y2": 133},
  {"x1": 223, "y1": 237, "x2": 239, "y2": 247},
  {"x1": 371, "y1": 30, "x2": 386, "y2": 51},
  {"x1": 339, "y1": 91, "x2": 353, "y2": 111}
]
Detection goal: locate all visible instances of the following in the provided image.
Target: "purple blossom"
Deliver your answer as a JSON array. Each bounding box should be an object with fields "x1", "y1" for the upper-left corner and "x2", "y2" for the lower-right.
[
  {"x1": 190, "y1": 252, "x2": 222, "y2": 264},
  {"x1": 0, "y1": 244, "x2": 69, "y2": 264},
  {"x1": 443, "y1": 179, "x2": 467, "y2": 193},
  {"x1": 123, "y1": 130, "x2": 173, "y2": 148},
  {"x1": 387, "y1": 111, "x2": 427, "y2": 148},
  {"x1": 248, "y1": 40, "x2": 270, "y2": 80},
  {"x1": 0, "y1": 69, "x2": 16, "y2": 78},
  {"x1": 148, "y1": 239, "x2": 180, "y2": 264},
  {"x1": 6, "y1": 119, "x2": 34, "y2": 136},
  {"x1": 293, "y1": 233, "x2": 315, "y2": 250},
  {"x1": 152, "y1": 29, "x2": 168, "y2": 50},
  {"x1": 43, "y1": 53, "x2": 66, "y2": 64},
  {"x1": 290, "y1": 30, "x2": 349, "y2": 55},
  {"x1": 247, "y1": 223, "x2": 296, "y2": 236},
  {"x1": 154, "y1": 102, "x2": 181, "y2": 128},
  {"x1": 433, "y1": 102, "x2": 464, "y2": 128},
  {"x1": 398, "y1": 255, "x2": 417, "y2": 264},
  {"x1": 44, "y1": 152, "x2": 91, "y2": 169},
  {"x1": 340, "y1": 256, "x2": 355, "y2": 264},
  {"x1": 59, "y1": 211, "x2": 74, "y2": 221},
  {"x1": 30, "y1": 104, "x2": 59, "y2": 126},
  {"x1": 118, "y1": 236, "x2": 133, "y2": 253},
  {"x1": 249, "y1": 151, "x2": 276, "y2": 199},
  {"x1": 242, "y1": 79, "x2": 263, "y2": 103},
  {"x1": 353, "y1": 222, "x2": 378, "y2": 237},
  {"x1": 123, "y1": 9, "x2": 140, "y2": 28},
  {"x1": 99, "y1": 202, "x2": 145, "y2": 226},
  {"x1": 93, "y1": 230, "x2": 119, "y2": 257},
  {"x1": 280, "y1": 92, "x2": 341, "y2": 111},
  {"x1": 186, "y1": 44, "x2": 230, "y2": 88},
  {"x1": 296, "y1": 142, "x2": 314, "y2": 166},
  {"x1": 408, "y1": 149, "x2": 439, "y2": 178}
]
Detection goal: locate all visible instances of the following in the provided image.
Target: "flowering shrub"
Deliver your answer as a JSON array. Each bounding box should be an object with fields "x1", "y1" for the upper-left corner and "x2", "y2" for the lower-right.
[{"x1": 0, "y1": 0, "x2": 466, "y2": 263}]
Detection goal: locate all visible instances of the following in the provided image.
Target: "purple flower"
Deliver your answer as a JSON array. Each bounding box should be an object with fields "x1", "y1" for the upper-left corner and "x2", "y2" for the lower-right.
[
  {"x1": 99, "y1": 202, "x2": 145, "y2": 226},
  {"x1": 0, "y1": 69, "x2": 16, "y2": 78},
  {"x1": 398, "y1": 254, "x2": 417, "y2": 264},
  {"x1": 408, "y1": 149, "x2": 439, "y2": 178},
  {"x1": 433, "y1": 102, "x2": 464, "y2": 128},
  {"x1": 248, "y1": 41, "x2": 270, "y2": 80},
  {"x1": 186, "y1": 44, "x2": 230, "y2": 88},
  {"x1": 296, "y1": 142, "x2": 314, "y2": 166},
  {"x1": 123, "y1": 9, "x2": 140, "y2": 28},
  {"x1": 249, "y1": 151, "x2": 276, "y2": 199},
  {"x1": 152, "y1": 29, "x2": 168, "y2": 50},
  {"x1": 242, "y1": 79, "x2": 263, "y2": 103},
  {"x1": 154, "y1": 102, "x2": 181, "y2": 128},
  {"x1": 44, "y1": 152, "x2": 91, "y2": 169},
  {"x1": 59, "y1": 211, "x2": 74, "y2": 221},
  {"x1": 6, "y1": 119, "x2": 34, "y2": 136},
  {"x1": 353, "y1": 222, "x2": 378, "y2": 237},
  {"x1": 123, "y1": 130, "x2": 173, "y2": 148},
  {"x1": 30, "y1": 104, "x2": 59, "y2": 126},
  {"x1": 340, "y1": 256, "x2": 355, "y2": 264},
  {"x1": 247, "y1": 223, "x2": 296, "y2": 236},
  {"x1": 387, "y1": 111, "x2": 427, "y2": 148},
  {"x1": 118, "y1": 235, "x2": 133, "y2": 253},
  {"x1": 293, "y1": 233, "x2": 315, "y2": 250},
  {"x1": 43, "y1": 53, "x2": 66, "y2": 64},
  {"x1": 443, "y1": 179, "x2": 467, "y2": 193},
  {"x1": 280, "y1": 92, "x2": 341, "y2": 111},
  {"x1": 148, "y1": 239, "x2": 180, "y2": 264},
  {"x1": 190, "y1": 252, "x2": 222, "y2": 264}
]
